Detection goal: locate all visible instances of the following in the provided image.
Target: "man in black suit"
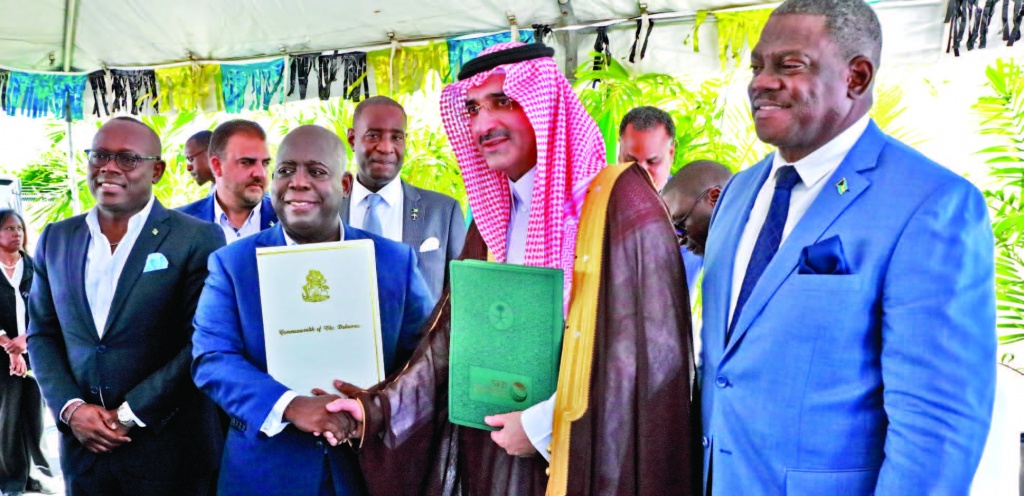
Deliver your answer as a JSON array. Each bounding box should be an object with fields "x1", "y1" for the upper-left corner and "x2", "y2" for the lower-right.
[
  {"x1": 340, "y1": 96, "x2": 466, "y2": 300},
  {"x1": 27, "y1": 116, "x2": 226, "y2": 496}
]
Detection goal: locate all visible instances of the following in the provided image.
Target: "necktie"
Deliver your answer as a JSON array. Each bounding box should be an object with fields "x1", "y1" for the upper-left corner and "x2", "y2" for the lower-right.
[
  {"x1": 363, "y1": 193, "x2": 384, "y2": 236},
  {"x1": 729, "y1": 165, "x2": 801, "y2": 340}
]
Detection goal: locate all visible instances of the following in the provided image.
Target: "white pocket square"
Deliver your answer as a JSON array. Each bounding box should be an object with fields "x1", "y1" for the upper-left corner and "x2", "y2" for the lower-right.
[
  {"x1": 419, "y1": 237, "x2": 440, "y2": 252},
  {"x1": 143, "y1": 253, "x2": 169, "y2": 273}
]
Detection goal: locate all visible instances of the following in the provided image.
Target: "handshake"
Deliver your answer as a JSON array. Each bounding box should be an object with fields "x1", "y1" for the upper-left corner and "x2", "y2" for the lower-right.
[{"x1": 283, "y1": 379, "x2": 368, "y2": 446}]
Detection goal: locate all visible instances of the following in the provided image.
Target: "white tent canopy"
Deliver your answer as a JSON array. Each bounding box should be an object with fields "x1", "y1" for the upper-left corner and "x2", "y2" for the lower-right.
[{"x1": 0, "y1": 0, "x2": 978, "y2": 79}]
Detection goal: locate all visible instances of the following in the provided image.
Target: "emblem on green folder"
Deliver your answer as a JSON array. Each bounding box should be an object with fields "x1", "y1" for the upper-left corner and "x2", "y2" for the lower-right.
[
  {"x1": 301, "y1": 270, "x2": 330, "y2": 303},
  {"x1": 488, "y1": 301, "x2": 514, "y2": 330},
  {"x1": 509, "y1": 382, "x2": 528, "y2": 402}
]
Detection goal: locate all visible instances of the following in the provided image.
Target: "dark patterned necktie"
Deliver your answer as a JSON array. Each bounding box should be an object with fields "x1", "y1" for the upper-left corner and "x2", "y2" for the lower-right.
[{"x1": 728, "y1": 165, "x2": 802, "y2": 342}]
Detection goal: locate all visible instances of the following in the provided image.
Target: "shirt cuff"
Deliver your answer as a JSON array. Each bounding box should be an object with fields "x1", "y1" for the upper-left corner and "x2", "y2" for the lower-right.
[
  {"x1": 261, "y1": 390, "x2": 298, "y2": 437},
  {"x1": 521, "y1": 392, "x2": 556, "y2": 461},
  {"x1": 60, "y1": 398, "x2": 86, "y2": 424},
  {"x1": 119, "y1": 401, "x2": 147, "y2": 428}
]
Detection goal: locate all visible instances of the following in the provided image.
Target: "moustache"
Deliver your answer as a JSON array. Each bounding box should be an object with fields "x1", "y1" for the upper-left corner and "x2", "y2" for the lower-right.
[
  {"x1": 246, "y1": 178, "x2": 266, "y2": 188},
  {"x1": 479, "y1": 130, "x2": 511, "y2": 145}
]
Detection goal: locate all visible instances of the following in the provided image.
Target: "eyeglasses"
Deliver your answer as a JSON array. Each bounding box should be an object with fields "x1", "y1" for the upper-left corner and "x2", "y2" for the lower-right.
[
  {"x1": 86, "y1": 149, "x2": 160, "y2": 172},
  {"x1": 673, "y1": 186, "x2": 717, "y2": 243},
  {"x1": 464, "y1": 96, "x2": 519, "y2": 119},
  {"x1": 185, "y1": 148, "x2": 207, "y2": 163}
]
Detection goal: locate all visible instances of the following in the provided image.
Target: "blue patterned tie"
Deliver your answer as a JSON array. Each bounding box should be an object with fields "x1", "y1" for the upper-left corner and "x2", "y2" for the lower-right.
[
  {"x1": 363, "y1": 193, "x2": 384, "y2": 236},
  {"x1": 729, "y1": 165, "x2": 801, "y2": 341}
]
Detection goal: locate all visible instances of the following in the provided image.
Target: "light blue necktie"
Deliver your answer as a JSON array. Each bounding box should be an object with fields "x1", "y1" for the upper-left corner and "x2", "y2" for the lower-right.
[
  {"x1": 728, "y1": 165, "x2": 801, "y2": 342},
  {"x1": 363, "y1": 193, "x2": 384, "y2": 236}
]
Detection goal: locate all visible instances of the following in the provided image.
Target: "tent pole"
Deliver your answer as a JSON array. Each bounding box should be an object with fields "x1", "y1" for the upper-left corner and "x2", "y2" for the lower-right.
[
  {"x1": 62, "y1": 0, "x2": 81, "y2": 214},
  {"x1": 557, "y1": 0, "x2": 579, "y2": 84}
]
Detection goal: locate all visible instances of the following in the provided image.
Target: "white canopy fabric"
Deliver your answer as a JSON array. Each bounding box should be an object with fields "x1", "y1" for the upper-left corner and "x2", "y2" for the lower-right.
[{"x1": 0, "y1": 0, "x2": 993, "y2": 77}]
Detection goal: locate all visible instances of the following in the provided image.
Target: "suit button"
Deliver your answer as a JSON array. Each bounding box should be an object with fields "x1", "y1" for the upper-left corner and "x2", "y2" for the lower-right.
[
  {"x1": 89, "y1": 387, "x2": 98, "y2": 394},
  {"x1": 315, "y1": 440, "x2": 325, "y2": 449},
  {"x1": 702, "y1": 436, "x2": 709, "y2": 448},
  {"x1": 715, "y1": 376, "x2": 729, "y2": 388},
  {"x1": 96, "y1": 345, "x2": 106, "y2": 353}
]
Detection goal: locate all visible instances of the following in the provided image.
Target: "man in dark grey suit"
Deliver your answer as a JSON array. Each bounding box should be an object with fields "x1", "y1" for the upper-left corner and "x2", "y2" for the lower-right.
[
  {"x1": 27, "y1": 117, "x2": 225, "y2": 495},
  {"x1": 341, "y1": 96, "x2": 466, "y2": 300}
]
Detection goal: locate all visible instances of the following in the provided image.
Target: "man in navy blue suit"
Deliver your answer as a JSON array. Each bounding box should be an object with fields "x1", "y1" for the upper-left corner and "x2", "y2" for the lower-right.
[
  {"x1": 700, "y1": 0, "x2": 996, "y2": 494},
  {"x1": 178, "y1": 119, "x2": 278, "y2": 244},
  {"x1": 27, "y1": 117, "x2": 226, "y2": 495},
  {"x1": 191, "y1": 125, "x2": 433, "y2": 496}
]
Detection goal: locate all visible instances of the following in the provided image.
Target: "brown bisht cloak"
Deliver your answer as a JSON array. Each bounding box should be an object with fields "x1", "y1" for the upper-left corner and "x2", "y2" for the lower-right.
[{"x1": 355, "y1": 164, "x2": 701, "y2": 495}]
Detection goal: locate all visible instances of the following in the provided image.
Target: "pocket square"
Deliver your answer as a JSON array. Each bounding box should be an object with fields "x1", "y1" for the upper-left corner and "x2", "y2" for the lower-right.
[
  {"x1": 419, "y1": 237, "x2": 441, "y2": 252},
  {"x1": 798, "y1": 235, "x2": 850, "y2": 275},
  {"x1": 143, "y1": 253, "x2": 169, "y2": 273}
]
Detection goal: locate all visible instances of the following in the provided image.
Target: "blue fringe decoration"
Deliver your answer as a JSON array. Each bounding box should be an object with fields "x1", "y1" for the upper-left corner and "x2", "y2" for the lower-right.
[
  {"x1": 222, "y1": 59, "x2": 286, "y2": 113},
  {"x1": 3, "y1": 71, "x2": 87, "y2": 120},
  {"x1": 447, "y1": 31, "x2": 535, "y2": 83}
]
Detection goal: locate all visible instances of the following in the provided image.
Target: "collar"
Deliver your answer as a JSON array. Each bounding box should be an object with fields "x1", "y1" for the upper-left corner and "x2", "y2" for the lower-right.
[
  {"x1": 213, "y1": 191, "x2": 261, "y2": 226},
  {"x1": 771, "y1": 114, "x2": 871, "y2": 188},
  {"x1": 282, "y1": 217, "x2": 346, "y2": 246},
  {"x1": 86, "y1": 194, "x2": 156, "y2": 238},
  {"x1": 352, "y1": 176, "x2": 403, "y2": 208},
  {"x1": 509, "y1": 166, "x2": 536, "y2": 213}
]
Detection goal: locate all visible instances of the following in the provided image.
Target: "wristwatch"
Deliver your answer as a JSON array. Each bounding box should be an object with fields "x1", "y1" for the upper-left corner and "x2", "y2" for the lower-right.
[{"x1": 116, "y1": 403, "x2": 137, "y2": 430}]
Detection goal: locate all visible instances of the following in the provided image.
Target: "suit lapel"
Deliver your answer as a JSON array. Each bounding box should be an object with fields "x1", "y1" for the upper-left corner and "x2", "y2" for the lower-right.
[
  {"x1": 724, "y1": 123, "x2": 887, "y2": 356},
  {"x1": 102, "y1": 201, "x2": 172, "y2": 337},
  {"x1": 704, "y1": 156, "x2": 773, "y2": 353},
  {"x1": 340, "y1": 194, "x2": 352, "y2": 224},
  {"x1": 260, "y1": 194, "x2": 277, "y2": 230},
  {"x1": 401, "y1": 181, "x2": 423, "y2": 247},
  {"x1": 66, "y1": 219, "x2": 96, "y2": 337},
  {"x1": 202, "y1": 195, "x2": 216, "y2": 223}
]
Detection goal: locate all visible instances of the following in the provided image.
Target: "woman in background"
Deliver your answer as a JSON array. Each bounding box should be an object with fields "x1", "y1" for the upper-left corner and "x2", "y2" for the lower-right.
[{"x1": 0, "y1": 209, "x2": 53, "y2": 496}]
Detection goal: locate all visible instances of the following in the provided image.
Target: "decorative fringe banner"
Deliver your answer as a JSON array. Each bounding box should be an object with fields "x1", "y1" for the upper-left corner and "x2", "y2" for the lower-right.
[
  {"x1": 316, "y1": 52, "x2": 342, "y2": 100},
  {"x1": 945, "y1": 0, "x2": 1024, "y2": 54},
  {"x1": 110, "y1": 69, "x2": 159, "y2": 115},
  {"x1": 155, "y1": 64, "x2": 224, "y2": 113},
  {"x1": 698, "y1": 8, "x2": 773, "y2": 68},
  {"x1": 340, "y1": 52, "x2": 369, "y2": 101},
  {"x1": 0, "y1": 70, "x2": 8, "y2": 110},
  {"x1": 87, "y1": 70, "x2": 110, "y2": 117},
  {"x1": 289, "y1": 54, "x2": 317, "y2": 100},
  {"x1": 221, "y1": 58, "x2": 285, "y2": 113},
  {"x1": 368, "y1": 41, "x2": 449, "y2": 96},
  {"x1": 447, "y1": 31, "x2": 535, "y2": 81},
  {"x1": 2, "y1": 71, "x2": 87, "y2": 120}
]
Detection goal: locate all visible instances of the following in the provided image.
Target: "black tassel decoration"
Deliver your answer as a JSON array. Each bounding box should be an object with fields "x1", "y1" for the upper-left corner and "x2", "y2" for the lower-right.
[
  {"x1": 288, "y1": 54, "x2": 317, "y2": 100},
  {"x1": 628, "y1": 19, "x2": 654, "y2": 63},
  {"x1": 87, "y1": 70, "x2": 109, "y2": 117},
  {"x1": 340, "y1": 52, "x2": 368, "y2": 102},
  {"x1": 0, "y1": 70, "x2": 8, "y2": 110},
  {"x1": 316, "y1": 52, "x2": 342, "y2": 101},
  {"x1": 110, "y1": 69, "x2": 158, "y2": 115},
  {"x1": 532, "y1": 24, "x2": 553, "y2": 44}
]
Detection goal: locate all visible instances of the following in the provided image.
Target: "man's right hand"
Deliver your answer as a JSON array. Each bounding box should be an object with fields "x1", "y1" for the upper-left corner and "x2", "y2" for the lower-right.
[
  {"x1": 67, "y1": 404, "x2": 132, "y2": 454},
  {"x1": 283, "y1": 395, "x2": 357, "y2": 442}
]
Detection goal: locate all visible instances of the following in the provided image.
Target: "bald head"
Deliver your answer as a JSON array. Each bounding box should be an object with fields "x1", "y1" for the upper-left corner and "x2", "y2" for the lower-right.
[
  {"x1": 88, "y1": 117, "x2": 165, "y2": 219},
  {"x1": 272, "y1": 125, "x2": 353, "y2": 244},
  {"x1": 662, "y1": 160, "x2": 732, "y2": 256}
]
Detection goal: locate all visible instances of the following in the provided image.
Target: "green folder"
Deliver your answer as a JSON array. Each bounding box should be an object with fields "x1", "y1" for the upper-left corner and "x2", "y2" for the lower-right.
[{"x1": 448, "y1": 260, "x2": 564, "y2": 430}]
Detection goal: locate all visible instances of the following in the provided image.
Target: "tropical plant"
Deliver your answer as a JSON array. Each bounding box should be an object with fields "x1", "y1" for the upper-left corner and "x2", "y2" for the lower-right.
[
  {"x1": 574, "y1": 53, "x2": 736, "y2": 172},
  {"x1": 972, "y1": 58, "x2": 1024, "y2": 359}
]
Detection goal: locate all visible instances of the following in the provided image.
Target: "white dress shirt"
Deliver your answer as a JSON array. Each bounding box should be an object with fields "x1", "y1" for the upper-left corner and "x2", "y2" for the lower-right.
[
  {"x1": 728, "y1": 115, "x2": 870, "y2": 324},
  {"x1": 350, "y1": 178, "x2": 404, "y2": 243},
  {"x1": 1, "y1": 257, "x2": 25, "y2": 337},
  {"x1": 498, "y1": 167, "x2": 557, "y2": 460},
  {"x1": 62, "y1": 195, "x2": 156, "y2": 426},
  {"x1": 214, "y1": 193, "x2": 263, "y2": 244},
  {"x1": 261, "y1": 220, "x2": 346, "y2": 437}
]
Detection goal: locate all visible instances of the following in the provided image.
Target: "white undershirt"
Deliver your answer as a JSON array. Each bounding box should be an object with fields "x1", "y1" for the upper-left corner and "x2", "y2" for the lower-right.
[
  {"x1": 213, "y1": 193, "x2": 263, "y2": 244},
  {"x1": 350, "y1": 178, "x2": 404, "y2": 242},
  {"x1": 2, "y1": 257, "x2": 25, "y2": 337},
  {"x1": 729, "y1": 115, "x2": 871, "y2": 324}
]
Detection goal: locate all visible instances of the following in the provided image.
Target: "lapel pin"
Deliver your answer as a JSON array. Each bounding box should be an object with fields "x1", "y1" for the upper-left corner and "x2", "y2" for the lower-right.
[
  {"x1": 152, "y1": 228, "x2": 159, "y2": 235},
  {"x1": 411, "y1": 208, "x2": 419, "y2": 221},
  {"x1": 270, "y1": 221, "x2": 275, "y2": 226},
  {"x1": 835, "y1": 178, "x2": 849, "y2": 195}
]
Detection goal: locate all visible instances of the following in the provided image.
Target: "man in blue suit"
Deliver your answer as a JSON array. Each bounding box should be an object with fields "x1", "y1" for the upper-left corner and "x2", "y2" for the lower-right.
[
  {"x1": 178, "y1": 119, "x2": 278, "y2": 244},
  {"x1": 700, "y1": 1, "x2": 996, "y2": 495},
  {"x1": 191, "y1": 124, "x2": 433, "y2": 496},
  {"x1": 27, "y1": 117, "x2": 226, "y2": 495}
]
